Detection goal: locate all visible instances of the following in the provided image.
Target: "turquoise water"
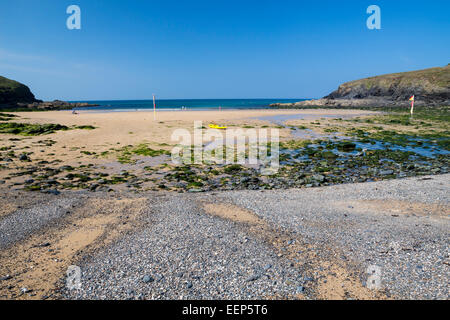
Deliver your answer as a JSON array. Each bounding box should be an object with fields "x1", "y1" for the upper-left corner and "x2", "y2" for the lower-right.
[{"x1": 71, "y1": 99, "x2": 305, "y2": 111}]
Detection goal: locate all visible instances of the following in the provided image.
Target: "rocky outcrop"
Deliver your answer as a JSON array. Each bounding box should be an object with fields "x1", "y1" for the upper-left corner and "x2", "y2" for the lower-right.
[
  {"x1": 0, "y1": 76, "x2": 40, "y2": 106},
  {"x1": 15, "y1": 100, "x2": 98, "y2": 111},
  {"x1": 0, "y1": 76, "x2": 98, "y2": 110},
  {"x1": 272, "y1": 65, "x2": 450, "y2": 108}
]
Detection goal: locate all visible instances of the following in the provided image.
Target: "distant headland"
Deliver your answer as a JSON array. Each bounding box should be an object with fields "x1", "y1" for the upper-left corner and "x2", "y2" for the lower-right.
[{"x1": 271, "y1": 64, "x2": 450, "y2": 109}]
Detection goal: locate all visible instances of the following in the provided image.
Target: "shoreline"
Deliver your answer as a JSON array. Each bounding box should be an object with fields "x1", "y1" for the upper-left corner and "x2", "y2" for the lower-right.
[{"x1": 8, "y1": 108, "x2": 379, "y2": 118}]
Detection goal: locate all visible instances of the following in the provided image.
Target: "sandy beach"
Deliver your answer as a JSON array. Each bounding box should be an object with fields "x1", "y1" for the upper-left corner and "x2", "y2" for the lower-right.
[
  {"x1": 1, "y1": 107, "x2": 447, "y2": 194},
  {"x1": 1, "y1": 109, "x2": 377, "y2": 165}
]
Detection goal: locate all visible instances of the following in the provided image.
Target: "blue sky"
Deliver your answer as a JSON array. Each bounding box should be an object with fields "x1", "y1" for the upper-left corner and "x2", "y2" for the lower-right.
[{"x1": 0, "y1": 0, "x2": 448, "y2": 100}]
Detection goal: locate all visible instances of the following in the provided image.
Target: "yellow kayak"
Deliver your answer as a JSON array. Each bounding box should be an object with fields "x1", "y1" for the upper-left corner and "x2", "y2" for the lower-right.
[{"x1": 209, "y1": 124, "x2": 227, "y2": 130}]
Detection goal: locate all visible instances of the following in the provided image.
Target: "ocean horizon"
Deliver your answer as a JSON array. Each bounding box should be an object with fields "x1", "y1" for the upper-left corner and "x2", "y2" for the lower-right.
[{"x1": 70, "y1": 98, "x2": 307, "y2": 111}]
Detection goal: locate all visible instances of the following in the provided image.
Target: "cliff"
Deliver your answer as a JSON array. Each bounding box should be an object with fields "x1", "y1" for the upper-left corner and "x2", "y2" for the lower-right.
[
  {"x1": 0, "y1": 76, "x2": 97, "y2": 110},
  {"x1": 0, "y1": 76, "x2": 40, "y2": 106},
  {"x1": 272, "y1": 65, "x2": 450, "y2": 108}
]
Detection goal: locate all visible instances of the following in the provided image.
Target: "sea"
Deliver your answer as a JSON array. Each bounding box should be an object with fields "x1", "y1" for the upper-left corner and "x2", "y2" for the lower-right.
[{"x1": 70, "y1": 99, "x2": 306, "y2": 112}]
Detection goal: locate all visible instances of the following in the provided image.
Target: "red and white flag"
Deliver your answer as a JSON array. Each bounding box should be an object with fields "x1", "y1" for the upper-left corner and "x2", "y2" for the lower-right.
[{"x1": 409, "y1": 95, "x2": 415, "y2": 115}]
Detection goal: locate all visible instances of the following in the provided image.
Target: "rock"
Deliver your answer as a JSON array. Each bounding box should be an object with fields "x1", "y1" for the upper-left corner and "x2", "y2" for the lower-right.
[
  {"x1": 19, "y1": 154, "x2": 29, "y2": 161},
  {"x1": 154, "y1": 274, "x2": 164, "y2": 282},
  {"x1": 176, "y1": 182, "x2": 187, "y2": 188},
  {"x1": 240, "y1": 177, "x2": 250, "y2": 184},
  {"x1": 312, "y1": 174, "x2": 325, "y2": 183},
  {"x1": 186, "y1": 282, "x2": 193, "y2": 289},
  {"x1": 0, "y1": 275, "x2": 12, "y2": 281},
  {"x1": 322, "y1": 151, "x2": 337, "y2": 159},
  {"x1": 263, "y1": 264, "x2": 272, "y2": 271},
  {"x1": 38, "y1": 242, "x2": 51, "y2": 247},
  {"x1": 380, "y1": 169, "x2": 394, "y2": 176},
  {"x1": 13, "y1": 100, "x2": 99, "y2": 111},
  {"x1": 296, "y1": 286, "x2": 305, "y2": 294},
  {"x1": 337, "y1": 142, "x2": 357, "y2": 152},
  {"x1": 142, "y1": 275, "x2": 154, "y2": 283},
  {"x1": 246, "y1": 274, "x2": 261, "y2": 282},
  {"x1": 44, "y1": 189, "x2": 60, "y2": 195}
]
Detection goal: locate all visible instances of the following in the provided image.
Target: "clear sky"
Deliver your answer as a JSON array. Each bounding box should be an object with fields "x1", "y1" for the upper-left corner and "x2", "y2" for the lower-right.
[{"x1": 0, "y1": 0, "x2": 448, "y2": 101}]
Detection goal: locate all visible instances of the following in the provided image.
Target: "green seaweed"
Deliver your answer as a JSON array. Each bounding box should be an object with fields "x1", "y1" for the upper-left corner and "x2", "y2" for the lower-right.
[{"x1": 0, "y1": 122, "x2": 69, "y2": 136}]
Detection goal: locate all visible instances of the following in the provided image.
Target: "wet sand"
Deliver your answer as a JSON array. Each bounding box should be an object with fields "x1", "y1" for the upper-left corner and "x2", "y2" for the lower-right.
[{"x1": 2, "y1": 109, "x2": 377, "y2": 166}]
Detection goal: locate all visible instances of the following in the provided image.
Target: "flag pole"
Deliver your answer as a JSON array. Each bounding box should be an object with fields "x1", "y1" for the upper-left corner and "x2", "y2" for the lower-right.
[{"x1": 153, "y1": 94, "x2": 156, "y2": 121}]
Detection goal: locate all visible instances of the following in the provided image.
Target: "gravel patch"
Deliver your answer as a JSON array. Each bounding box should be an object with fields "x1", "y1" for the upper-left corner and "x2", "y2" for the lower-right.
[
  {"x1": 212, "y1": 174, "x2": 450, "y2": 299},
  {"x1": 64, "y1": 193, "x2": 304, "y2": 300},
  {"x1": 3, "y1": 174, "x2": 447, "y2": 299},
  {"x1": 0, "y1": 194, "x2": 84, "y2": 249}
]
